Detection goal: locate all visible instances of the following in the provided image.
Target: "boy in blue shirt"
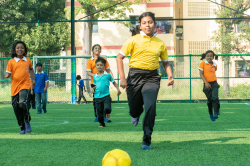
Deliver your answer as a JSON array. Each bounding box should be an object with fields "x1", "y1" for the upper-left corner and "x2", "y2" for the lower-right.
[
  {"x1": 76, "y1": 75, "x2": 88, "y2": 104},
  {"x1": 91, "y1": 57, "x2": 121, "y2": 127},
  {"x1": 34, "y1": 63, "x2": 49, "y2": 114}
]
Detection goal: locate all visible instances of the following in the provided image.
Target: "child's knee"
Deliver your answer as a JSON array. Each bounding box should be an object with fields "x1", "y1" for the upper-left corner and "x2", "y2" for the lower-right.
[{"x1": 19, "y1": 101, "x2": 27, "y2": 110}]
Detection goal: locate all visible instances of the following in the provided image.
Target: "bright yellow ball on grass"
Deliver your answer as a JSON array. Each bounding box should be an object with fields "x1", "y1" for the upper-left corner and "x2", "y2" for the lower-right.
[{"x1": 102, "y1": 149, "x2": 132, "y2": 166}]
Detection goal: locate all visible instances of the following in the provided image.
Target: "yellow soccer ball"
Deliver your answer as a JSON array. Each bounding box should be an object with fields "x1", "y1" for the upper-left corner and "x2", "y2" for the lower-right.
[{"x1": 102, "y1": 149, "x2": 132, "y2": 166}]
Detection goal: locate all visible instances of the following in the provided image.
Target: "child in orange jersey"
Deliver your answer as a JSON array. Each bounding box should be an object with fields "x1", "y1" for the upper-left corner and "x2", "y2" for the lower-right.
[
  {"x1": 86, "y1": 44, "x2": 115, "y2": 123},
  {"x1": 199, "y1": 50, "x2": 220, "y2": 121},
  {"x1": 5, "y1": 41, "x2": 36, "y2": 134}
]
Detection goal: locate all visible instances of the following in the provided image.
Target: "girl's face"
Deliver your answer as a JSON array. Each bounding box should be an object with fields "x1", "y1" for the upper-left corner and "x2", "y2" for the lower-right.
[
  {"x1": 140, "y1": 16, "x2": 156, "y2": 36},
  {"x1": 93, "y1": 45, "x2": 101, "y2": 56},
  {"x1": 15, "y1": 43, "x2": 25, "y2": 57},
  {"x1": 205, "y1": 52, "x2": 214, "y2": 64}
]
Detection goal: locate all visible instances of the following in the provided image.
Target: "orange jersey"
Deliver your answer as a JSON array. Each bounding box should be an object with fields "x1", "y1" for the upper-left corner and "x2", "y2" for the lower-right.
[
  {"x1": 199, "y1": 61, "x2": 217, "y2": 83},
  {"x1": 86, "y1": 56, "x2": 110, "y2": 84},
  {"x1": 6, "y1": 56, "x2": 32, "y2": 96}
]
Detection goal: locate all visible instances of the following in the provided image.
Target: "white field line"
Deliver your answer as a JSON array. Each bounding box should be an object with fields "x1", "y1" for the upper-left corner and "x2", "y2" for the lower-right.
[{"x1": 2, "y1": 120, "x2": 250, "y2": 130}]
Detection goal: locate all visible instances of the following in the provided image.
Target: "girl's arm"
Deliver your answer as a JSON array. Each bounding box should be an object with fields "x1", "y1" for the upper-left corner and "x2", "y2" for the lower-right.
[
  {"x1": 106, "y1": 68, "x2": 115, "y2": 79},
  {"x1": 30, "y1": 68, "x2": 36, "y2": 87},
  {"x1": 5, "y1": 73, "x2": 11, "y2": 78},
  {"x1": 199, "y1": 70, "x2": 211, "y2": 89},
  {"x1": 116, "y1": 53, "x2": 127, "y2": 89},
  {"x1": 87, "y1": 71, "x2": 95, "y2": 77},
  {"x1": 112, "y1": 81, "x2": 121, "y2": 96},
  {"x1": 162, "y1": 61, "x2": 174, "y2": 86}
]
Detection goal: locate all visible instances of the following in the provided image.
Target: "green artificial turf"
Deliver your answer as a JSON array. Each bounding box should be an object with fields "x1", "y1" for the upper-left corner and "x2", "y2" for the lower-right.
[{"x1": 1, "y1": 103, "x2": 250, "y2": 166}]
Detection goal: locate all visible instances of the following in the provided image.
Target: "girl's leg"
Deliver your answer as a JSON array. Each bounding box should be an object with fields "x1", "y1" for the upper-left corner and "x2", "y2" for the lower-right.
[
  {"x1": 19, "y1": 89, "x2": 31, "y2": 121},
  {"x1": 127, "y1": 88, "x2": 144, "y2": 118},
  {"x1": 126, "y1": 69, "x2": 144, "y2": 119},
  {"x1": 203, "y1": 84, "x2": 213, "y2": 115},
  {"x1": 11, "y1": 93, "x2": 25, "y2": 131},
  {"x1": 141, "y1": 82, "x2": 159, "y2": 146},
  {"x1": 211, "y1": 82, "x2": 220, "y2": 115}
]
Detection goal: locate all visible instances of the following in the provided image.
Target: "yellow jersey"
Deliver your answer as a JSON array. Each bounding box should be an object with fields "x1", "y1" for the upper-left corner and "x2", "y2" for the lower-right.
[{"x1": 120, "y1": 31, "x2": 169, "y2": 70}]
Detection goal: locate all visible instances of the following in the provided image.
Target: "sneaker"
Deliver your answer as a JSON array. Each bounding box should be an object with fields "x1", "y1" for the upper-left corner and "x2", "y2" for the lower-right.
[
  {"x1": 210, "y1": 114, "x2": 215, "y2": 121},
  {"x1": 214, "y1": 114, "x2": 218, "y2": 119},
  {"x1": 25, "y1": 122, "x2": 32, "y2": 133},
  {"x1": 131, "y1": 117, "x2": 139, "y2": 126},
  {"x1": 142, "y1": 144, "x2": 152, "y2": 150},
  {"x1": 94, "y1": 117, "x2": 98, "y2": 122},
  {"x1": 99, "y1": 124, "x2": 106, "y2": 127},
  {"x1": 43, "y1": 110, "x2": 47, "y2": 113},
  {"x1": 36, "y1": 112, "x2": 42, "y2": 114},
  {"x1": 20, "y1": 130, "x2": 25, "y2": 134},
  {"x1": 104, "y1": 117, "x2": 111, "y2": 123}
]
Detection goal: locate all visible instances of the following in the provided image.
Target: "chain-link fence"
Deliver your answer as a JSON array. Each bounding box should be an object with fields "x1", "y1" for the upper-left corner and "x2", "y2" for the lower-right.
[{"x1": 1, "y1": 54, "x2": 250, "y2": 103}]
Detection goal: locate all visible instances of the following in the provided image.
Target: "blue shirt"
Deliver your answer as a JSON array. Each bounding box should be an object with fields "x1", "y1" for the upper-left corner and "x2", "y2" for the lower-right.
[
  {"x1": 79, "y1": 79, "x2": 84, "y2": 88},
  {"x1": 34, "y1": 71, "x2": 49, "y2": 93},
  {"x1": 94, "y1": 71, "x2": 114, "y2": 98}
]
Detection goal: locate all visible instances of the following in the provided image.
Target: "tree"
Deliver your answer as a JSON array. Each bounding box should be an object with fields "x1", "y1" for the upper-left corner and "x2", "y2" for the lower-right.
[
  {"x1": 0, "y1": 0, "x2": 70, "y2": 57},
  {"x1": 211, "y1": 0, "x2": 250, "y2": 96},
  {"x1": 70, "y1": 0, "x2": 150, "y2": 56}
]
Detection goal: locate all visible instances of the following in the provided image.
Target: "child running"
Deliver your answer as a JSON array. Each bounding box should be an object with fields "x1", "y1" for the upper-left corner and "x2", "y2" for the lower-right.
[
  {"x1": 91, "y1": 57, "x2": 121, "y2": 127},
  {"x1": 86, "y1": 44, "x2": 115, "y2": 122},
  {"x1": 116, "y1": 12, "x2": 174, "y2": 150},
  {"x1": 76, "y1": 75, "x2": 88, "y2": 104},
  {"x1": 5, "y1": 41, "x2": 35, "y2": 134},
  {"x1": 199, "y1": 50, "x2": 220, "y2": 121}
]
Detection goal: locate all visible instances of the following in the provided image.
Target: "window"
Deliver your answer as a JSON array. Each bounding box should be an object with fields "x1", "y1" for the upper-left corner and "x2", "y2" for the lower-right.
[
  {"x1": 188, "y1": 2, "x2": 216, "y2": 17},
  {"x1": 235, "y1": 60, "x2": 250, "y2": 77},
  {"x1": 155, "y1": 19, "x2": 173, "y2": 34},
  {"x1": 92, "y1": 22, "x2": 98, "y2": 33},
  {"x1": 188, "y1": 41, "x2": 216, "y2": 54}
]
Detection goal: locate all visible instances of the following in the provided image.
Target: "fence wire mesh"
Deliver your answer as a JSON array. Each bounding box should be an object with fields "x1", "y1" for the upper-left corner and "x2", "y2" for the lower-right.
[{"x1": 1, "y1": 54, "x2": 250, "y2": 103}]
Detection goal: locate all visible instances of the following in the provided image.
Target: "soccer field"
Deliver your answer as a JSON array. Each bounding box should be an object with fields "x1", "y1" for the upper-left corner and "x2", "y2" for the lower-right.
[{"x1": 1, "y1": 103, "x2": 250, "y2": 166}]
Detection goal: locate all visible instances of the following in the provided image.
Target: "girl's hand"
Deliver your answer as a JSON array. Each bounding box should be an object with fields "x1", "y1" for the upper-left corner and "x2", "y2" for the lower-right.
[
  {"x1": 205, "y1": 83, "x2": 211, "y2": 90},
  {"x1": 120, "y1": 78, "x2": 127, "y2": 89},
  {"x1": 91, "y1": 88, "x2": 95, "y2": 94},
  {"x1": 167, "y1": 77, "x2": 174, "y2": 86},
  {"x1": 117, "y1": 89, "x2": 121, "y2": 96},
  {"x1": 31, "y1": 90, "x2": 34, "y2": 95}
]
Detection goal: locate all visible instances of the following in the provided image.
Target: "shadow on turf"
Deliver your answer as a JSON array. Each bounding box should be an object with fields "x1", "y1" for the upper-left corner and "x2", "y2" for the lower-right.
[{"x1": 0, "y1": 137, "x2": 249, "y2": 165}]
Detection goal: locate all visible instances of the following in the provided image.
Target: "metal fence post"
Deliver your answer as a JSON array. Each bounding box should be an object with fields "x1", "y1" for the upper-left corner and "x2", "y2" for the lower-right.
[
  {"x1": 117, "y1": 71, "x2": 119, "y2": 103},
  {"x1": 189, "y1": 54, "x2": 192, "y2": 103}
]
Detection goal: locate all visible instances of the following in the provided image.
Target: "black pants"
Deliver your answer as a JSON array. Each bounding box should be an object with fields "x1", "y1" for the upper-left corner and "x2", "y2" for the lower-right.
[
  {"x1": 27, "y1": 89, "x2": 36, "y2": 109},
  {"x1": 91, "y1": 84, "x2": 97, "y2": 117},
  {"x1": 203, "y1": 81, "x2": 220, "y2": 115},
  {"x1": 126, "y1": 68, "x2": 160, "y2": 146},
  {"x1": 11, "y1": 89, "x2": 31, "y2": 131},
  {"x1": 95, "y1": 95, "x2": 112, "y2": 126},
  {"x1": 77, "y1": 87, "x2": 87, "y2": 104}
]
